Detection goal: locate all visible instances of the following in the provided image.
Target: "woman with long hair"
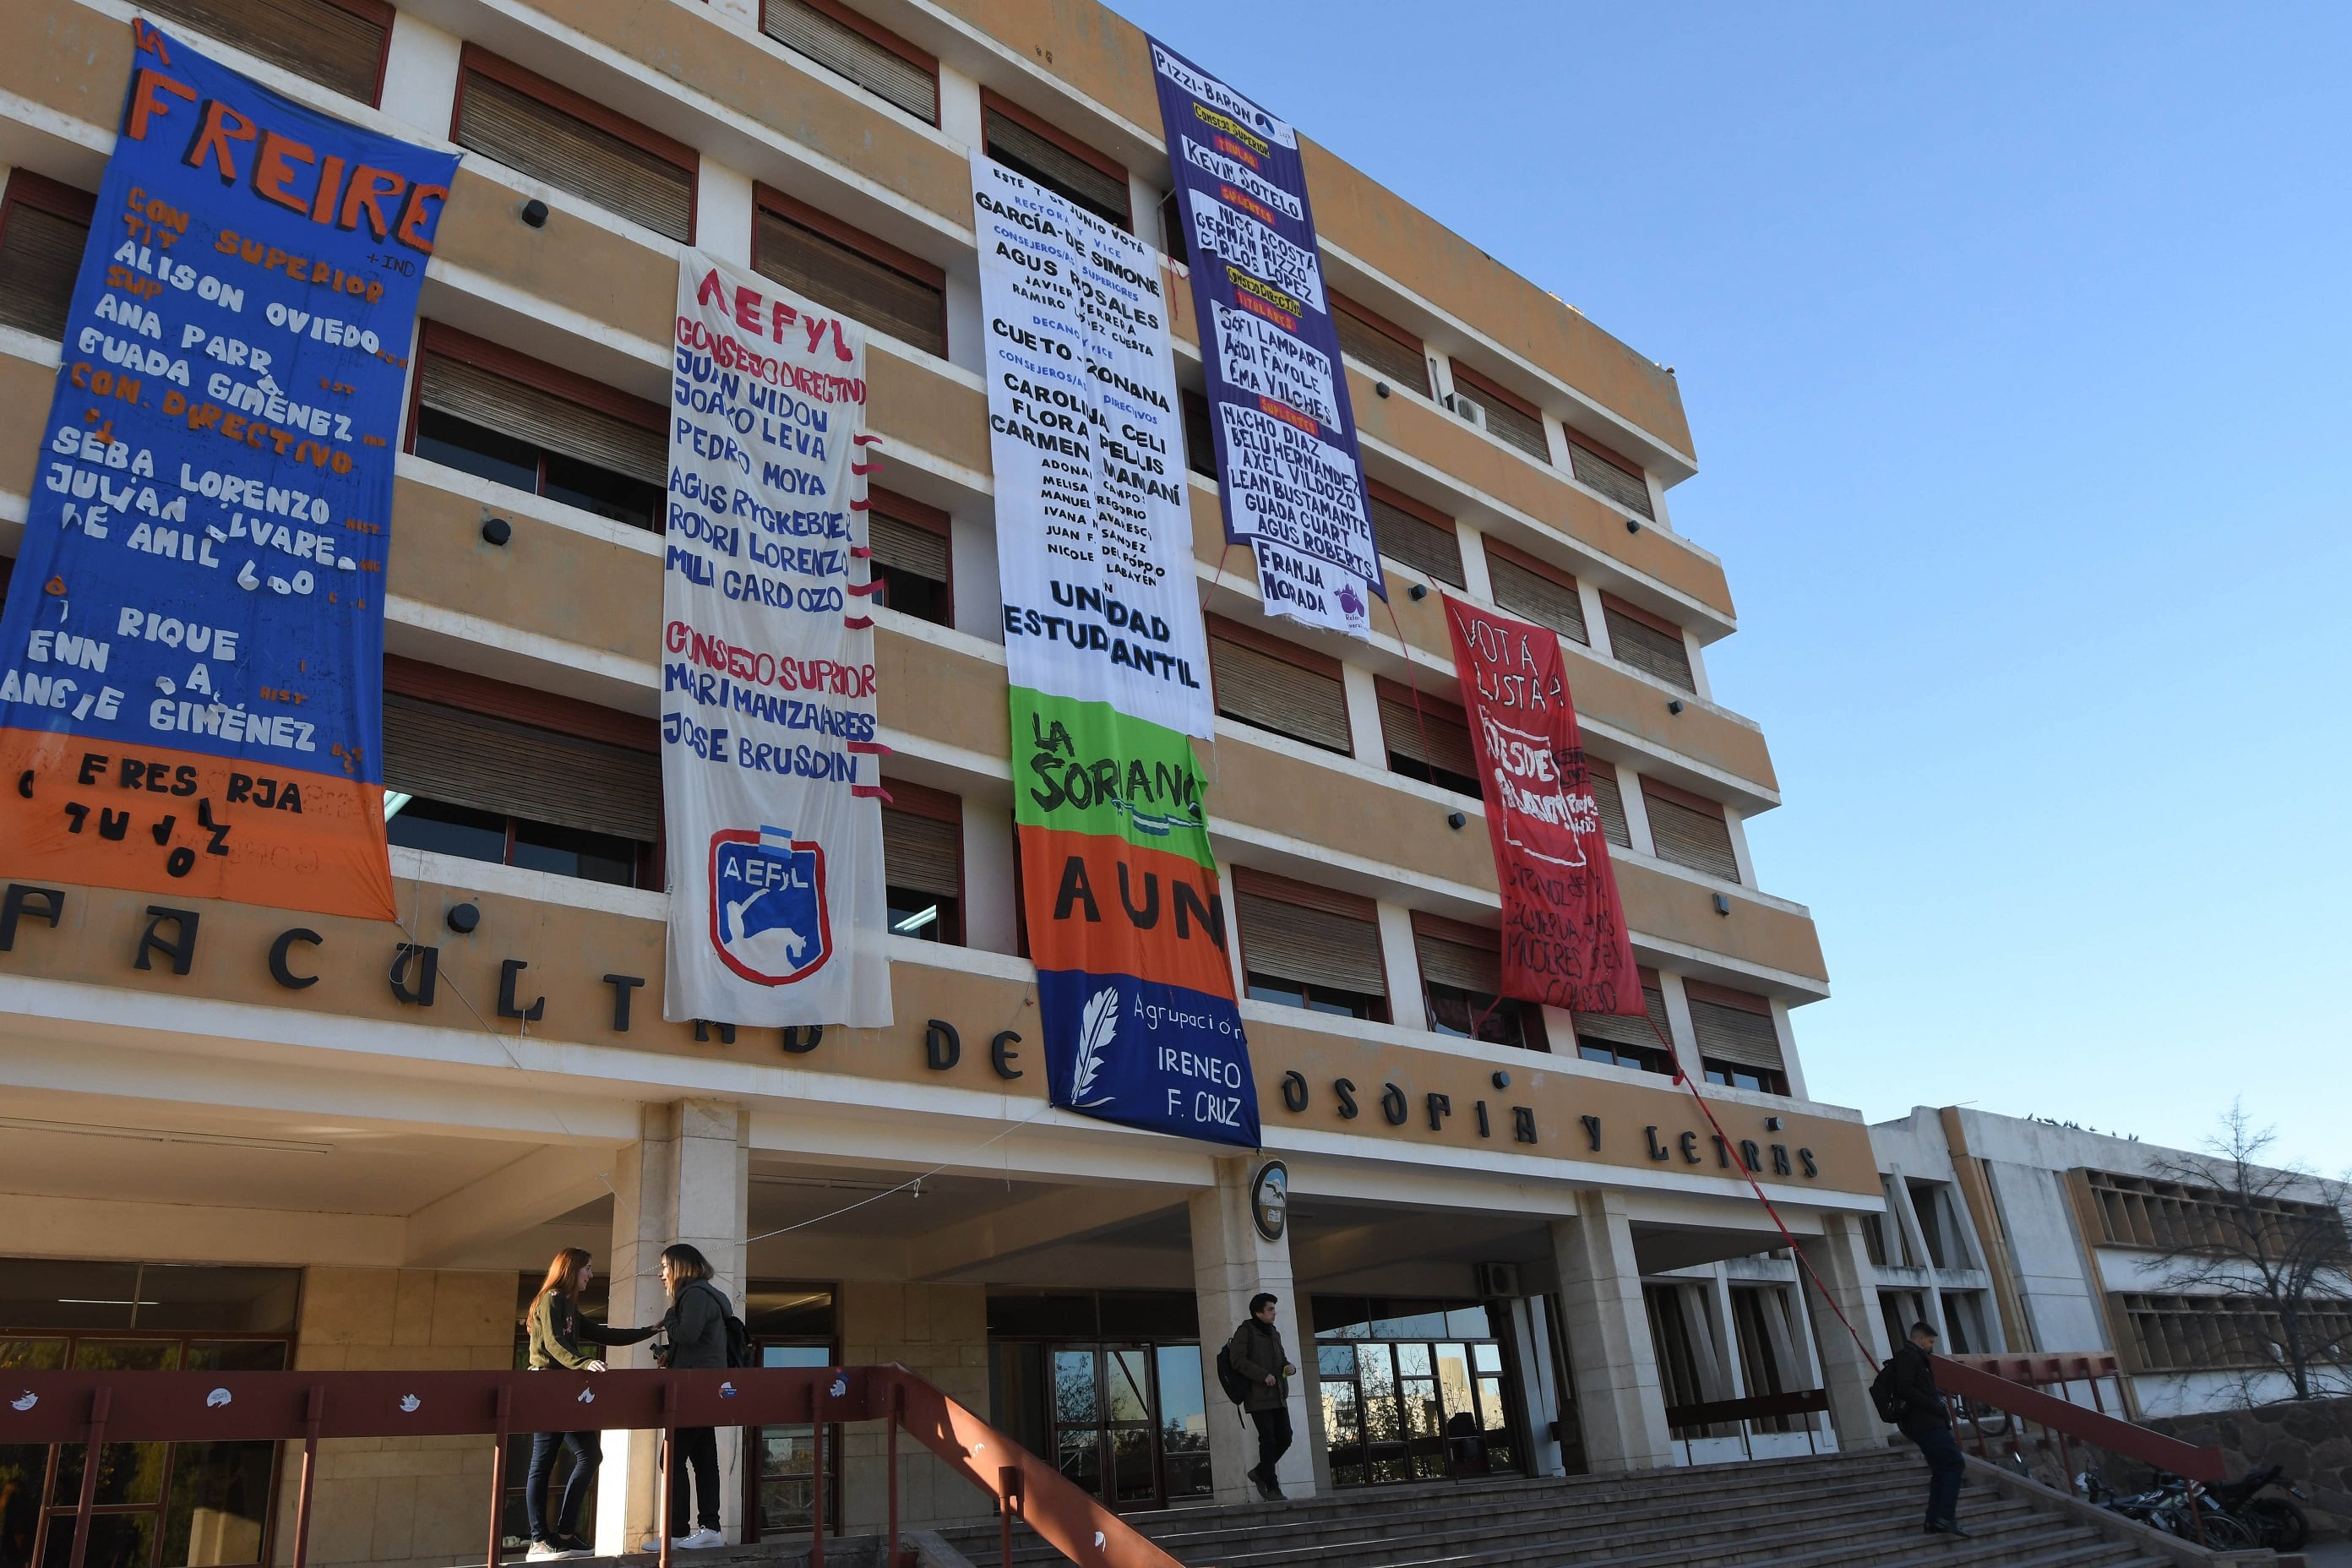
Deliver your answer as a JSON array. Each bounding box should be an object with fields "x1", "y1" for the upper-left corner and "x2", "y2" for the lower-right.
[
  {"x1": 523, "y1": 1247, "x2": 656, "y2": 1559},
  {"x1": 647, "y1": 1243, "x2": 730, "y2": 1550}
]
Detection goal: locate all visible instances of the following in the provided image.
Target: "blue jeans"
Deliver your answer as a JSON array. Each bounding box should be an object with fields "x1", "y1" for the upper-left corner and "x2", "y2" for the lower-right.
[
  {"x1": 1907, "y1": 1421, "x2": 1964, "y2": 1524},
  {"x1": 525, "y1": 1429, "x2": 601, "y2": 1543}
]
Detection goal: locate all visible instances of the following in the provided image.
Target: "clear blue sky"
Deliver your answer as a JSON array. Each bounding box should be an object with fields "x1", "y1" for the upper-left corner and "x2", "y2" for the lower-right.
[{"x1": 1115, "y1": 1, "x2": 2352, "y2": 1169}]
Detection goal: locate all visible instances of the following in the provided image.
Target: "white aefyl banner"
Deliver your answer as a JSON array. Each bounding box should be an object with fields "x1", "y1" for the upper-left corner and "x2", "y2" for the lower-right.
[{"x1": 662, "y1": 250, "x2": 891, "y2": 1027}]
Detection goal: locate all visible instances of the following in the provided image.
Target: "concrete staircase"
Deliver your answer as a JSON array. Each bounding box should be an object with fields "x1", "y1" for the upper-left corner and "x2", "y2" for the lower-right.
[{"x1": 920, "y1": 1448, "x2": 2209, "y2": 1568}]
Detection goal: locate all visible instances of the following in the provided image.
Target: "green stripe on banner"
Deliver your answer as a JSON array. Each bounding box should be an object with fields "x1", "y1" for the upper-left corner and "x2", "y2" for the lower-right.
[{"x1": 1009, "y1": 686, "x2": 1216, "y2": 870}]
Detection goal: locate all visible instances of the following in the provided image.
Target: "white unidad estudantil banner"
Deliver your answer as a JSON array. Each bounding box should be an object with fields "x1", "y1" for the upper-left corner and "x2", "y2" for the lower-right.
[
  {"x1": 971, "y1": 150, "x2": 1214, "y2": 738},
  {"x1": 661, "y1": 250, "x2": 891, "y2": 1028}
]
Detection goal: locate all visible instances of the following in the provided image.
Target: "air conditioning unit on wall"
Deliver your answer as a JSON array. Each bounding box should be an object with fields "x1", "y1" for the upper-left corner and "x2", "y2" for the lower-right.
[
  {"x1": 1473, "y1": 1261, "x2": 1523, "y2": 1299},
  {"x1": 1446, "y1": 391, "x2": 1488, "y2": 431}
]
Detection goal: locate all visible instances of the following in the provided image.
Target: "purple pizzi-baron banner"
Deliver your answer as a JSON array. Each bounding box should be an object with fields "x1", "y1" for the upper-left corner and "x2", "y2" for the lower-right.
[{"x1": 1148, "y1": 38, "x2": 1381, "y2": 640}]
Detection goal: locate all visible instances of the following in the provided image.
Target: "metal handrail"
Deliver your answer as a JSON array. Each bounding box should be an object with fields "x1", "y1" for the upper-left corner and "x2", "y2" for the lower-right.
[
  {"x1": 0, "y1": 1364, "x2": 1186, "y2": 1568},
  {"x1": 1662, "y1": 1386, "x2": 1831, "y2": 1461},
  {"x1": 1930, "y1": 1353, "x2": 2225, "y2": 1483}
]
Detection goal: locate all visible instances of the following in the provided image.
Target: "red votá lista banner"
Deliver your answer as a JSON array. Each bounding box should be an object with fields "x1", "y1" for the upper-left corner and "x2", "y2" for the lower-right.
[{"x1": 1444, "y1": 593, "x2": 1644, "y2": 1016}]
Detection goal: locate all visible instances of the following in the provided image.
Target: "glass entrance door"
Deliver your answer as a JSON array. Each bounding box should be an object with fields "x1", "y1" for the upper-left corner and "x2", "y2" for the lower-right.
[
  {"x1": 1312, "y1": 1298, "x2": 1522, "y2": 1489},
  {"x1": 1044, "y1": 1344, "x2": 1207, "y2": 1511}
]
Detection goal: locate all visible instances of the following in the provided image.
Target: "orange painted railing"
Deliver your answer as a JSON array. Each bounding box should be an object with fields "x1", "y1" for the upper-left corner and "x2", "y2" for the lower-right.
[{"x1": 0, "y1": 1365, "x2": 1186, "y2": 1568}]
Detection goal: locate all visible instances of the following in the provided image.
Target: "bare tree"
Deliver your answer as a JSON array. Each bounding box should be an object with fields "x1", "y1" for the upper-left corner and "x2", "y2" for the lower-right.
[{"x1": 2140, "y1": 1103, "x2": 2352, "y2": 1402}]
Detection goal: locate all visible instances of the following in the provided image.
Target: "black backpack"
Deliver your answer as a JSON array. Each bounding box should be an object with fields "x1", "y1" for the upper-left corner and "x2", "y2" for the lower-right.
[
  {"x1": 1213, "y1": 1342, "x2": 1253, "y2": 1406},
  {"x1": 1869, "y1": 1359, "x2": 1906, "y2": 1423},
  {"x1": 695, "y1": 1281, "x2": 754, "y2": 1369}
]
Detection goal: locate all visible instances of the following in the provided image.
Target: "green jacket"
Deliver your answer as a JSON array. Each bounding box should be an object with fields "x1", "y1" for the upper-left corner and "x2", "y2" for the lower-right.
[
  {"x1": 527, "y1": 1289, "x2": 655, "y2": 1371},
  {"x1": 1227, "y1": 1316, "x2": 1292, "y2": 1414}
]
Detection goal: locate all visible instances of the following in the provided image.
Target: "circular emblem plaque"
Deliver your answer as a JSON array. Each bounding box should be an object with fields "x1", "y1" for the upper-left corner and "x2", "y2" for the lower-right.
[{"x1": 1250, "y1": 1160, "x2": 1288, "y2": 1242}]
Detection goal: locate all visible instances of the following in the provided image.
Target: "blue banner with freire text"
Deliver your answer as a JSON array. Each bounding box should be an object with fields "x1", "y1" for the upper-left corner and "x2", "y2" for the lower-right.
[
  {"x1": 0, "y1": 23, "x2": 456, "y2": 918},
  {"x1": 1150, "y1": 37, "x2": 1381, "y2": 640}
]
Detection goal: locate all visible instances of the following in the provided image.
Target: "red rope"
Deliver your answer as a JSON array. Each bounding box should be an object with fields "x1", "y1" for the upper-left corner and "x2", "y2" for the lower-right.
[
  {"x1": 1641, "y1": 1008, "x2": 1881, "y2": 1371},
  {"x1": 1375, "y1": 591, "x2": 1447, "y2": 805}
]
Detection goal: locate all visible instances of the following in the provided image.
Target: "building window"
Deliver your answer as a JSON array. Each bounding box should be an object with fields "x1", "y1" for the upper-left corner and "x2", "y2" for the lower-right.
[
  {"x1": 1206, "y1": 615, "x2": 1353, "y2": 756},
  {"x1": 140, "y1": 0, "x2": 393, "y2": 104},
  {"x1": 0, "y1": 171, "x2": 93, "y2": 340},
  {"x1": 0, "y1": 1260, "x2": 298, "y2": 1568},
  {"x1": 1484, "y1": 539, "x2": 1587, "y2": 645},
  {"x1": 454, "y1": 46, "x2": 697, "y2": 242},
  {"x1": 1600, "y1": 593, "x2": 1696, "y2": 693},
  {"x1": 1331, "y1": 291, "x2": 1429, "y2": 397},
  {"x1": 1446, "y1": 360, "x2": 1549, "y2": 465},
  {"x1": 1582, "y1": 754, "x2": 1630, "y2": 848},
  {"x1": 1639, "y1": 777, "x2": 1740, "y2": 883},
  {"x1": 881, "y1": 781, "x2": 962, "y2": 944},
  {"x1": 1312, "y1": 1298, "x2": 1516, "y2": 1487},
  {"x1": 761, "y1": 0, "x2": 938, "y2": 124},
  {"x1": 2082, "y1": 1169, "x2": 2348, "y2": 1253},
  {"x1": 408, "y1": 324, "x2": 668, "y2": 531},
  {"x1": 741, "y1": 1282, "x2": 842, "y2": 1538},
  {"x1": 1377, "y1": 678, "x2": 1478, "y2": 799},
  {"x1": 1566, "y1": 432, "x2": 1655, "y2": 520},
  {"x1": 381, "y1": 659, "x2": 662, "y2": 890},
  {"x1": 867, "y1": 487, "x2": 951, "y2": 627},
  {"x1": 753, "y1": 185, "x2": 946, "y2": 357},
  {"x1": 1878, "y1": 1289, "x2": 1931, "y2": 1354},
  {"x1": 1366, "y1": 482, "x2": 1462, "y2": 587},
  {"x1": 2114, "y1": 1293, "x2": 2352, "y2": 1375},
  {"x1": 1181, "y1": 389, "x2": 1217, "y2": 478},
  {"x1": 1685, "y1": 981, "x2": 1785, "y2": 1096},
  {"x1": 1411, "y1": 912, "x2": 1538, "y2": 1051},
  {"x1": 981, "y1": 90, "x2": 1130, "y2": 230},
  {"x1": 1234, "y1": 868, "x2": 1388, "y2": 1022},
  {"x1": 1571, "y1": 970, "x2": 1673, "y2": 1075}
]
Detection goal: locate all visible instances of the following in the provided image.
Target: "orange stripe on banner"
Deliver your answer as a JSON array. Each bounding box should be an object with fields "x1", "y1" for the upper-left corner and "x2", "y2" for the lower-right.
[
  {"x1": 1018, "y1": 825, "x2": 1237, "y2": 999},
  {"x1": 0, "y1": 729, "x2": 399, "y2": 921}
]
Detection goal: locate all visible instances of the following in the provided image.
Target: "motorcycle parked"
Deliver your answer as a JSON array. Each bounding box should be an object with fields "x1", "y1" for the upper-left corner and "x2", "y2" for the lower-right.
[{"x1": 2076, "y1": 1464, "x2": 2309, "y2": 1551}]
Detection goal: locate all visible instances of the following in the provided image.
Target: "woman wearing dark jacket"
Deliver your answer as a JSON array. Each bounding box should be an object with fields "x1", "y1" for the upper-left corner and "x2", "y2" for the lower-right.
[
  {"x1": 650, "y1": 1244, "x2": 731, "y2": 1549},
  {"x1": 523, "y1": 1248, "x2": 656, "y2": 1559}
]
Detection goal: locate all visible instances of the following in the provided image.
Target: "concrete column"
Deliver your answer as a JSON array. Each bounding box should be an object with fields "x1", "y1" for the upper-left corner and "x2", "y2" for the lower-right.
[
  {"x1": 1190, "y1": 1157, "x2": 1315, "y2": 1502},
  {"x1": 596, "y1": 1100, "x2": 749, "y2": 1553},
  {"x1": 1794, "y1": 1212, "x2": 1895, "y2": 1452},
  {"x1": 695, "y1": 159, "x2": 754, "y2": 268},
  {"x1": 1547, "y1": 1190, "x2": 1671, "y2": 1473},
  {"x1": 1340, "y1": 663, "x2": 1384, "y2": 770},
  {"x1": 1456, "y1": 521, "x2": 1495, "y2": 603}
]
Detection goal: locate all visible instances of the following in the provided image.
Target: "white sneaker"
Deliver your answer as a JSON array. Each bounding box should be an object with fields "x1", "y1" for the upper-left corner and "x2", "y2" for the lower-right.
[
  {"x1": 526, "y1": 1544, "x2": 588, "y2": 1560},
  {"x1": 678, "y1": 1529, "x2": 724, "y2": 1550}
]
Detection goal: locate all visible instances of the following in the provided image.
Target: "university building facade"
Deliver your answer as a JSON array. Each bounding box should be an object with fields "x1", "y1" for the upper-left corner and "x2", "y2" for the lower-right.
[{"x1": 0, "y1": 0, "x2": 1893, "y2": 1563}]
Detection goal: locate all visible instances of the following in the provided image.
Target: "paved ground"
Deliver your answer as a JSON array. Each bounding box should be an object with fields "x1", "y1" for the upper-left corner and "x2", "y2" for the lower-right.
[{"x1": 2296, "y1": 1541, "x2": 2352, "y2": 1567}]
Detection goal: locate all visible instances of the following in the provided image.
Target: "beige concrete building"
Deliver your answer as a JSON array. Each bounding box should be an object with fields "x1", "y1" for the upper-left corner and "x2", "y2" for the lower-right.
[{"x1": 0, "y1": 0, "x2": 1888, "y2": 1563}]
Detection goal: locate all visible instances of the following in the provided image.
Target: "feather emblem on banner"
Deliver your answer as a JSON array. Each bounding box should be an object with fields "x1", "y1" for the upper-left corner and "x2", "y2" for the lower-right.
[{"x1": 1070, "y1": 986, "x2": 1119, "y2": 1107}]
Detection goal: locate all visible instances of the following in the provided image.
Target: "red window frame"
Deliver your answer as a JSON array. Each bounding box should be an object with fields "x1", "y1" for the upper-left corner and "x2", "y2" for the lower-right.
[
  {"x1": 452, "y1": 44, "x2": 701, "y2": 242},
  {"x1": 1598, "y1": 591, "x2": 1687, "y2": 646},
  {"x1": 866, "y1": 483, "x2": 954, "y2": 627},
  {"x1": 978, "y1": 87, "x2": 1131, "y2": 231},
  {"x1": 751, "y1": 182, "x2": 948, "y2": 353},
  {"x1": 879, "y1": 776, "x2": 966, "y2": 946},
  {"x1": 1445, "y1": 359, "x2": 1545, "y2": 426},
  {"x1": 1331, "y1": 290, "x2": 1426, "y2": 357},
  {"x1": 1228, "y1": 864, "x2": 1388, "y2": 1024},
  {"x1": 403, "y1": 319, "x2": 668, "y2": 463},
  {"x1": 1202, "y1": 610, "x2": 1353, "y2": 754},
  {"x1": 760, "y1": 0, "x2": 941, "y2": 125},
  {"x1": 0, "y1": 168, "x2": 97, "y2": 230},
  {"x1": 1565, "y1": 428, "x2": 1647, "y2": 484}
]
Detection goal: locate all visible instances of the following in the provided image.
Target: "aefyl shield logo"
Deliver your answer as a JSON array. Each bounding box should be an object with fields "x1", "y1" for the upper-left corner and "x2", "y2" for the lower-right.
[{"x1": 709, "y1": 825, "x2": 831, "y2": 985}]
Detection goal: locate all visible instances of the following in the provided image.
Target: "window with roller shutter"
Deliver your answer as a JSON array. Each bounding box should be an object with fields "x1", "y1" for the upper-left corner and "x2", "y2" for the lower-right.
[
  {"x1": 0, "y1": 172, "x2": 92, "y2": 340},
  {"x1": 1566, "y1": 433, "x2": 1655, "y2": 520},
  {"x1": 379, "y1": 660, "x2": 662, "y2": 890},
  {"x1": 754, "y1": 186, "x2": 946, "y2": 358},
  {"x1": 1640, "y1": 778, "x2": 1740, "y2": 884},
  {"x1": 1206, "y1": 616, "x2": 1352, "y2": 756},
  {"x1": 1376, "y1": 677, "x2": 1477, "y2": 800},
  {"x1": 1410, "y1": 912, "x2": 1537, "y2": 1050},
  {"x1": 1234, "y1": 868, "x2": 1387, "y2": 1022},
  {"x1": 1366, "y1": 482, "x2": 1462, "y2": 587},
  {"x1": 454, "y1": 48, "x2": 697, "y2": 242},
  {"x1": 1685, "y1": 980, "x2": 1786, "y2": 1095},
  {"x1": 1446, "y1": 361, "x2": 1550, "y2": 464},
  {"x1": 1484, "y1": 539, "x2": 1587, "y2": 645},
  {"x1": 1331, "y1": 291, "x2": 1430, "y2": 397},
  {"x1": 140, "y1": 0, "x2": 393, "y2": 103},
  {"x1": 981, "y1": 91, "x2": 1130, "y2": 230},
  {"x1": 761, "y1": 0, "x2": 939, "y2": 124},
  {"x1": 1581, "y1": 755, "x2": 1630, "y2": 848},
  {"x1": 866, "y1": 487, "x2": 951, "y2": 628},
  {"x1": 881, "y1": 780, "x2": 962, "y2": 945},
  {"x1": 1572, "y1": 969, "x2": 1674, "y2": 1075},
  {"x1": 407, "y1": 324, "x2": 668, "y2": 532},
  {"x1": 1600, "y1": 593, "x2": 1696, "y2": 693}
]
